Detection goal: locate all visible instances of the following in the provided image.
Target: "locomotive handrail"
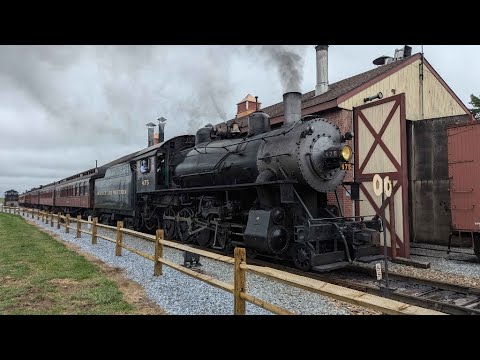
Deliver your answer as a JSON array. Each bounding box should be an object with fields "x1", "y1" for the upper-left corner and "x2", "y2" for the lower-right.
[
  {"x1": 309, "y1": 215, "x2": 378, "y2": 222},
  {"x1": 150, "y1": 180, "x2": 299, "y2": 194}
]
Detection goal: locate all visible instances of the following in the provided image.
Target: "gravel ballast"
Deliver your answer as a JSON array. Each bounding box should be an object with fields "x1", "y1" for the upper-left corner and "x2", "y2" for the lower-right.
[{"x1": 17, "y1": 214, "x2": 359, "y2": 315}]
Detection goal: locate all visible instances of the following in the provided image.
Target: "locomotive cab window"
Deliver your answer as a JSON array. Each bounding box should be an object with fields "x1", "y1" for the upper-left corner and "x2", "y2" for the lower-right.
[{"x1": 140, "y1": 159, "x2": 150, "y2": 174}]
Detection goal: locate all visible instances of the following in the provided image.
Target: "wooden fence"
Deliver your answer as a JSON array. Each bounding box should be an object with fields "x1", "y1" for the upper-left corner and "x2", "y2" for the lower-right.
[{"x1": 1, "y1": 206, "x2": 444, "y2": 315}]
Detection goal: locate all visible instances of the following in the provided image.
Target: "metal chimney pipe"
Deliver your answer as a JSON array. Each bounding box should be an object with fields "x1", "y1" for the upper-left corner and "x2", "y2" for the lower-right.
[
  {"x1": 147, "y1": 127, "x2": 154, "y2": 147},
  {"x1": 146, "y1": 122, "x2": 156, "y2": 147},
  {"x1": 315, "y1": 45, "x2": 329, "y2": 96},
  {"x1": 158, "y1": 122, "x2": 165, "y2": 143},
  {"x1": 157, "y1": 117, "x2": 167, "y2": 143},
  {"x1": 283, "y1": 92, "x2": 302, "y2": 126}
]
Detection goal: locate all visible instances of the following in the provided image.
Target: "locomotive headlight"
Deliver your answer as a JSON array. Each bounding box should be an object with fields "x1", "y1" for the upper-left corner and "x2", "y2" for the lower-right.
[{"x1": 341, "y1": 145, "x2": 352, "y2": 162}]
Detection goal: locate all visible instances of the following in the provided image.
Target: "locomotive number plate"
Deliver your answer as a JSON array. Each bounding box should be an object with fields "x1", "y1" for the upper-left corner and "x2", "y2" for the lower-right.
[
  {"x1": 341, "y1": 163, "x2": 352, "y2": 171},
  {"x1": 142, "y1": 179, "x2": 150, "y2": 186}
]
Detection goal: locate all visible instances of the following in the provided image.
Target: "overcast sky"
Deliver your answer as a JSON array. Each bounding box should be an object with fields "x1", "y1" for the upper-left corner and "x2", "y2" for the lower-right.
[{"x1": 0, "y1": 45, "x2": 478, "y2": 195}]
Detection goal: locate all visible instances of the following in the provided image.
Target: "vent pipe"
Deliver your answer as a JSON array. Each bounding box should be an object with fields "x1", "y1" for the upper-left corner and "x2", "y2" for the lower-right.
[
  {"x1": 315, "y1": 45, "x2": 329, "y2": 96},
  {"x1": 157, "y1": 117, "x2": 167, "y2": 143},
  {"x1": 146, "y1": 122, "x2": 156, "y2": 147}
]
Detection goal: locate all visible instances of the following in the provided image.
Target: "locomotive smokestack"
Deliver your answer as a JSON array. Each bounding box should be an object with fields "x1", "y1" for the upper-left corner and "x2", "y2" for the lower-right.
[
  {"x1": 315, "y1": 45, "x2": 329, "y2": 96},
  {"x1": 283, "y1": 92, "x2": 302, "y2": 126}
]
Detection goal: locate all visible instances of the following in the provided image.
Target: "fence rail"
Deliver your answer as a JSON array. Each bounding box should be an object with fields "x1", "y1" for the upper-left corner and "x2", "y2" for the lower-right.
[{"x1": 0, "y1": 206, "x2": 444, "y2": 315}]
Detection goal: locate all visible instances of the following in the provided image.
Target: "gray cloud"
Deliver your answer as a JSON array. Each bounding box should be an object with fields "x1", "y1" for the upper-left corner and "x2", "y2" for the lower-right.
[
  {"x1": 246, "y1": 45, "x2": 307, "y2": 93},
  {"x1": 0, "y1": 45, "x2": 478, "y2": 196}
]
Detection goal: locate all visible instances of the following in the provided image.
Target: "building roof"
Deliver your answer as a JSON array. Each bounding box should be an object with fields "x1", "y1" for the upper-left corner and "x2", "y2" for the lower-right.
[
  {"x1": 237, "y1": 94, "x2": 256, "y2": 104},
  {"x1": 224, "y1": 54, "x2": 424, "y2": 129}
]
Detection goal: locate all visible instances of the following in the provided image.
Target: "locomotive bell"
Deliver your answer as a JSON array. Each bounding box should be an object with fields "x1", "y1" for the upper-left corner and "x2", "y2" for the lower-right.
[{"x1": 230, "y1": 122, "x2": 241, "y2": 134}]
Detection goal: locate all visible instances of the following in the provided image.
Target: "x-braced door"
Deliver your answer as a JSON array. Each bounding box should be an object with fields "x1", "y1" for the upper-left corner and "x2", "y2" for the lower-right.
[{"x1": 354, "y1": 93, "x2": 410, "y2": 258}]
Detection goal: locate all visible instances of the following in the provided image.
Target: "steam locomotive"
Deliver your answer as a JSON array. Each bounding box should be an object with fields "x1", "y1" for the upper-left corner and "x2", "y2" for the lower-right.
[{"x1": 20, "y1": 92, "x2": 381, "y2": 272}]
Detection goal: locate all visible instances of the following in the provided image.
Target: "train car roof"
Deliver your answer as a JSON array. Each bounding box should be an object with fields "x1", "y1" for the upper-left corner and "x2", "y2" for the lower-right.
[
  {"x1": 18, "y1": 135, "x2": 194, "y2": 194},
  {"x1": 132, "y1": 135, "x2": 195, "y2": 161},
  {"x1": 98, "y1": 149, "x2": 140, "y2": 169}
]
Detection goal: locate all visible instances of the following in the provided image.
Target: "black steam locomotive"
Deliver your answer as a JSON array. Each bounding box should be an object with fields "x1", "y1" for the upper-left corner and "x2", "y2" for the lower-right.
[
  {"x1": 20, "y1": 92, "x2": 381, "y2": 272},
  {"x1": 95, "y1": 92, "x2": 381, "y2": 271}
]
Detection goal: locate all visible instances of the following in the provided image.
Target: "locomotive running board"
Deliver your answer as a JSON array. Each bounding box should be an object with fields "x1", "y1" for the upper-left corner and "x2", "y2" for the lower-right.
[
  {"x1": 150, "y1": 180, "x2": 298, "y2": 194},
  {"x1": 312, "y1": 261, "x2": 350, "y2": 272}
]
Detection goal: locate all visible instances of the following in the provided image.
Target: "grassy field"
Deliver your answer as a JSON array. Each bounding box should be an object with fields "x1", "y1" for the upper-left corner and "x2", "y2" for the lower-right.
[{"x1": 0, "y1": 213, "x2": 141, "y2": 314}]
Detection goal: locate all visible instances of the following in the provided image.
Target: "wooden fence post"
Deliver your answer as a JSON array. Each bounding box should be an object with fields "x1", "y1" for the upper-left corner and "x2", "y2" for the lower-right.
[
  {"x1": 57, "y1": 212, "x2": 61, "y2": 229},
  {"x1": 37, "y1": 209, "x2": 40, "y2": 220},
  {"x1": 22, "y1": 208, "x2": 24, "y2": 216},
  {"x1": 76, "y1": 215, "x2": 81, "y2": 238},
  {"x1": 154, "y1": 229, "x2": 164, "y2": 276},
  {"x1": 91, "y1": 217, "x2": 98, "y2": 245},
  {"x1": 234, "y1": 247, "x2": 247, "y2": 315},
  {"x1": 115, "y1": 221, "x2": 123, "y2": 256},
  {"x1": 50, "y1": 211, "x2": 54, "y2": 227},
  {"x1": 66, "y1": 214, "x2": 70, "y2": 233}
]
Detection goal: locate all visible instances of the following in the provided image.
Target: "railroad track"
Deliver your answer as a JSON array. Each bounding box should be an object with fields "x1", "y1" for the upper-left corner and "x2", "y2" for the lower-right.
[
  {"x1": 249, "y1": 258, "x2": 480, "y2": 315},
  {"x1": 409, "y1": 244, "x2": 479, "y2": 263}
]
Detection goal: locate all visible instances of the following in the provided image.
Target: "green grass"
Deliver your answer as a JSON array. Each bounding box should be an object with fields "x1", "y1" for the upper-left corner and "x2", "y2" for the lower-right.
[{"x1": 0, "y1": 213, "x2": 137, "y2": 314}]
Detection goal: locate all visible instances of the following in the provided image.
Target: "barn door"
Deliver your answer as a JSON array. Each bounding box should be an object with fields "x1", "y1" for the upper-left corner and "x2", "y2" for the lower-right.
[{"x1": 354, "y1": 93, "x2": 410, "y2": 258}]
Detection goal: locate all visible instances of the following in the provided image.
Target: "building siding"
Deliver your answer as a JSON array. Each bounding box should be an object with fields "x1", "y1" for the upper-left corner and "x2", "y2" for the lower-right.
[
  {"x1": 338, "y1": 59, "x2": 467, "y2": 120},
  {"x1": 320, "y1": 108, "x2": 354, "y2": 217}
]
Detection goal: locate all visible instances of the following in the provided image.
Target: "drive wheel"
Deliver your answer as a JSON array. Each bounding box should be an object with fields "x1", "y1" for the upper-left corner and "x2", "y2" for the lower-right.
[
  {"x1": 196, "y1": 214, "x2": 215, "y2": 248},
  {"x1": 177, "y1": 207, "x2": 195, "y2": 243},
  {"x1": 163, "y1": 207, "x2": 176, "y2": 240},
  {"x1": 293, "y1": 243, "x2": 314, "y2": 271},
  {"x1": 145, "y1": 214, "x2": 161, "y2": 233}
]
